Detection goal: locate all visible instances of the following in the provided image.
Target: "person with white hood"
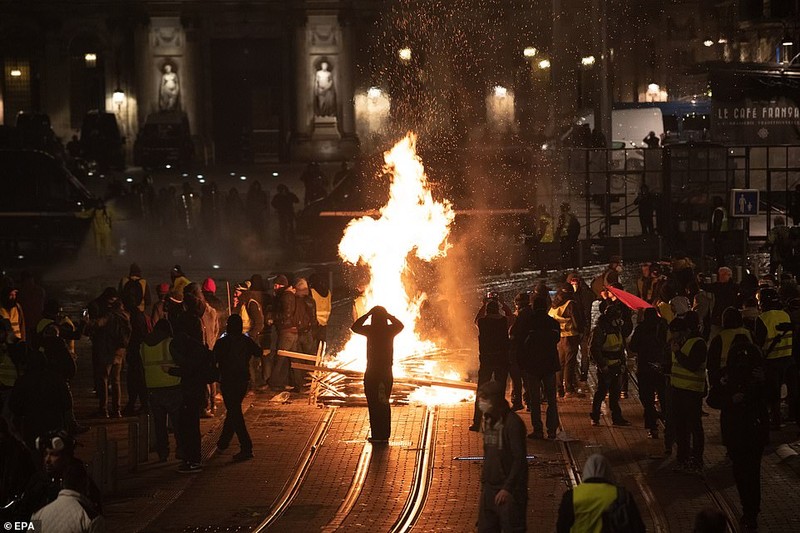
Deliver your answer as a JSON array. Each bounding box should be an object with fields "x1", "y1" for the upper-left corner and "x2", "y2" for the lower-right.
[{"x1": 556, "y1": 454, "x2": 644, "y2": 533}]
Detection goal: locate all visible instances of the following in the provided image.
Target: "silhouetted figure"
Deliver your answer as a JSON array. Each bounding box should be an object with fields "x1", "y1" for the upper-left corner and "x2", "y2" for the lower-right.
[
  {"x1": 634, "y1": 184, "x2": 655, "y2": 235},
  {"x1": 271, "y1": 184, "x2": 299, "y2": 245},
  {"x1": 351, "y1": 306, "x2": 404, "y2": 442},
  {"x1": 556, "y1": 203, "x2": 580, "y2": 268},
  {"x1": 643, "y1": 131, "x2": 660, "y2": 149}
]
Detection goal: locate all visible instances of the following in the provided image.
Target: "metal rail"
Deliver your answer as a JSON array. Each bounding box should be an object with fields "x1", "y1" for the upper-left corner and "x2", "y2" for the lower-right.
[
  {"x1": 320, "y1": 438, "x2": 374, "y2": 532},
  {"x1": 558, "y1": 439, "x2": 583, "y2": 487},
  {"x1": 252, "y1": 407, "x2": 337, "y2": 532},
  {"x1": 388, "y1": 406, "x2": 438, "y2": 533}
]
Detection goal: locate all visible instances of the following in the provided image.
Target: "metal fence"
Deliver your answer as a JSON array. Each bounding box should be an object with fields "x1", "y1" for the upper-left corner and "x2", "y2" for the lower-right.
[{"x1": 541, "y1": 143, "x2": 800, "y2": 241}]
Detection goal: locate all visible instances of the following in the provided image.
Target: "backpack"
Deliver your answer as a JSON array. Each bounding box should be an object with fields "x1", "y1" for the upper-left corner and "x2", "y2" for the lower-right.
[{"x1": 601, "y1": 486, "x2": 643, "y2": 533}]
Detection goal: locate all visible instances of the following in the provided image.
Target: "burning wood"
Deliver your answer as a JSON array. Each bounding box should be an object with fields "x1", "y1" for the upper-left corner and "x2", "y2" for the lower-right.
[{"x1": 291, "y1": 362, "x2": 477, "y2": 392}]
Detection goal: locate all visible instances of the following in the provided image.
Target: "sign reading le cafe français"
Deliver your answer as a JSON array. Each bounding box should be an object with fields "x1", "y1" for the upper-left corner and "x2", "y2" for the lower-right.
[{"x1": 711, "y1": 68, "x2": 800, "y2": 145}]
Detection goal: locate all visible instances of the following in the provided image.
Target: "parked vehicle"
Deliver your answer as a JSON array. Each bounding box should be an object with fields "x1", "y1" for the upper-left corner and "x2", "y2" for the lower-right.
[
  {"x1": 133, "y1": 111, "x2": 194, "y2": 170},
  {"x1": 0, "y1": 149, "x2": 94, "y2": 257},
  {"x1": 80, "y1": 110, "x2": 125, "y2": 170}
]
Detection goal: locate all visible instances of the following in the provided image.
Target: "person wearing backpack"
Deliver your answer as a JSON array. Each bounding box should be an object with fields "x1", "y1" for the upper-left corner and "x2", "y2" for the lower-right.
[
  {"x1": 476, "y1": 380, "x2": 527, "y2": 533},
  {"x1": 118, "y1": 263, "x2": 151, "y2": 313},
  {"x1": 589, "y1": 305, "x2": 631, "y2": 427},
  {"x1": 556, "y1": 454, "x2": 645, "y2": 533}
]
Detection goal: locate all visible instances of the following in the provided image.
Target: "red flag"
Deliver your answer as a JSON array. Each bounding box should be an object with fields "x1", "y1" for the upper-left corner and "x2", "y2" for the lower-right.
[{"x1": 606, "y1": 285, "x2": 654, "y2": 311}]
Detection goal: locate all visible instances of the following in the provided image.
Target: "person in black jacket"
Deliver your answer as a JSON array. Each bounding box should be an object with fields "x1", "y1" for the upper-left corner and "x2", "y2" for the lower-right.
[
  {"x1": 718, "y1": 341, "x2": 769, "y2": 532},
  {"x1": 214, "y1": 315, "x2": 261, "y2": 462},
  {"x1": 476, "y1": 380, "x2": 528, "y2": 533},
  {"x1": 122, "y1": 291, "x2": 150, "y2": 416},
  {"x1": 470, "y1": 299, "x2": 510, "y2": 432},
  {"x1": 512, "y1": 294, "x2": 561, "y2": 439},
  {"x1": 351, "y1": 306, "x2": 404, "y2": 443},
  {"x1": 628, "y1": 307, "x2": 668, "y2": 438},
  {"x1": 168, "y1": 331, "x2": 211, "y2": 474}
]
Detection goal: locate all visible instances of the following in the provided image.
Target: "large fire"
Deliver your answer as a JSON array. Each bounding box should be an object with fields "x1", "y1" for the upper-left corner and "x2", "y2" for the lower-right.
[{"x1": 335, "y1": 132, "x2": 473, "y2": 405}]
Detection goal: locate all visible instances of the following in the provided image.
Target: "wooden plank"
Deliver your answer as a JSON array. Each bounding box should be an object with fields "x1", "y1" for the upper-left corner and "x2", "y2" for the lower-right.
[{"x1": 291, "y1": 363, "x2": 477, "y2": 391}]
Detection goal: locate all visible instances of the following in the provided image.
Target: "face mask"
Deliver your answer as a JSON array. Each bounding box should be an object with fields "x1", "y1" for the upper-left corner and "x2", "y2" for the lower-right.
[{"x1": 478, "y1": 399, "x2": 492, "y2": 413}]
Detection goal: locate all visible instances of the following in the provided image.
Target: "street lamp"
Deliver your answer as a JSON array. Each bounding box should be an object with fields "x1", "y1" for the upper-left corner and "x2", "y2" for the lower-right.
[
  {"x1": 523, "y1": 47, "x2": 538, "y2": 58},
  {"x1": 537, "y1": 59, "x2": 551, "y2": 70},
  {"x1": 703, "y1": 39, "x2": 714, "y2": 47},
  {"x1": 398, "y1": 47, "x2": 412, "y2": 62},
  {"x1": 581, "y1": 55, "x2": 596, "y2": 66},
  {"x1": 9, "y1": 69, "x2": 21, "y2": 77},
  {"x1": 84, "y1": 53, "x2": 97, "y2": 68},
  {"x1": 112, "y1": 88, "x2": 125, "y2": 110}
]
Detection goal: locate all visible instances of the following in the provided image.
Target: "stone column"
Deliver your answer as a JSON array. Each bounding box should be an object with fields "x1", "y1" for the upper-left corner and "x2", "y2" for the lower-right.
[
  {"x1": 294, "y1": 14, "x2": 312, "y2": 138},
  {"x1": 337, "y1": 12, "x2": 356, "y2": 138}
]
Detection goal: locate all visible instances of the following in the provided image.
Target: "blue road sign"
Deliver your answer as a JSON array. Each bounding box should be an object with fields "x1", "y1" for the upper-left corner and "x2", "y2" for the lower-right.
[{"x1": 730, "y1": 189, "x2": 759, "y2": 217}]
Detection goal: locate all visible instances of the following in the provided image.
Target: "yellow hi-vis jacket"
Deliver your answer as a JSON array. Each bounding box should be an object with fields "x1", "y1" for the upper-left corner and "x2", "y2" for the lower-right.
[
  {"x1": 571, "y1": 482, "x2": 618, "y2": 533},
  {"x1": 239, "y1": 298, "x2": 261, "y2": 334},
  {"x1": 759, "y1": 309, "x2": 793, "y2": 360},
  {"x1": 717, "y1": 327, "x2": 752, "y2": 368},
  {"x1": 0, "y1": 305, "x2": 25, "y2": 341},
  {"x1": 671, "y1": 337, "x2": 706, "y2": 392},
  {"x1": 601, "y1": 332, "x2": 624, "y2": 366},
  {"x1": 311, "y1": 288, "x2": 332, "y2": 327},
  {"x1": 549, "y1": 301, "x2": 579, "y2": 337},
  {"x1": 142, "y1": 339, "x2": 181, "y2": 389}
]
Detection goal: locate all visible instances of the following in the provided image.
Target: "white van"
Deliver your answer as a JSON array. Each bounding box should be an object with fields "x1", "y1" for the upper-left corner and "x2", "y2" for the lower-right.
[{"x1": 575, "y1": 108, "x2": 664, "y2": 148}]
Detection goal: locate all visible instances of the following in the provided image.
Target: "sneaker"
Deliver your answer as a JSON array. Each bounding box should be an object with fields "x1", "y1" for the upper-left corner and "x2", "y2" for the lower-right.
[
  {"x1": 177, "y1": 462, "x2": 202, "y2": 474},
  {"x1": 468, "y1": 424, "x2": 480, "y2": 432},
  {"x1": 232, "y1": 451, "x2": 254, "y2": 462},
  {"x1": 527, "y1": 431, "x2": 544, "y2": 440},
  {"x1": 589, "y1": 413, "x2": 600, "y2": 426},
  {"x1": 612, "y1": 419, "x2": 631, "y2": 426}
]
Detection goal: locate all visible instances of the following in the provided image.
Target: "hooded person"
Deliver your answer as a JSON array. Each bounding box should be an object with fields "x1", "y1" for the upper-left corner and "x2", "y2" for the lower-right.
[
  {"x1": 471, "y1": 299, "x2": 510, "y2": 431},
  {"x1": 308, "y1": 273, "x2": 332, "y2": 351},
  {"x1": 289, "y1": 278, "x2": 318, "y2": 392},
  {"x1": 119, "y1": 263, "x2": 151, "y2": 313},
  {"x1": 549, "y1": 283, "x2": 584, "y2": 398},
  {"x1": 476, "y1": 380, "x2": 528, "y2": 532},
  {"x1": 268, "y1": 274, "x2": 298, "y2": 391},
  {"x1": 629, "y1": 307, "x2": 669, "y2": 438},
  {"x1": 556, "y1": 454, "x2": 645, "y2": 533},
  {"x1": 0, "y1": 286, "x2": 26, "y2": 342},
  {"x1": 213, "y1": 314, "x2": 262, "y2": 462},
  {"x1": 202, "y1": 277, "x2": 228, "y2": 334}
]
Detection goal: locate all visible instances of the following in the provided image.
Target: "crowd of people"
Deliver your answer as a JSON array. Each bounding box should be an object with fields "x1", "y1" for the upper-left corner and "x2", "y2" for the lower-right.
[
  {"x1": 0, "y1": 261, "x2": 333, "y2": 526},
  {"x1": 473, "y1": 252, "x2": 794, "y2": 532}
]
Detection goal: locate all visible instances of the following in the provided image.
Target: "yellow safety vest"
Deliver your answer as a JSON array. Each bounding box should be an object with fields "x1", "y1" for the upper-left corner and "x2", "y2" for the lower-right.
[
  {"x1": 550, "y1": 301, "x2": 579, "y2": 337},
  {"x1": 657, "y1": 302, "x2": 674, "y2": 324},
  {"x1": 601, "y1": 331, "x2": 624, "y2": 365},
  {"x1": 120, "y1": 277, "x2": 148, "y2": 312},
  {"x1": 36, "y1": 318, "x2": 56, "y2": 336},
  {"x1": 716, "y1": 327, "x2": 752, "y2": 368},
  {"x1": 311, "y1": 289, "x2": 332, "y2": 327},
  {"x1": 239, "y1": 298, "x2": 261, "y2": 334},
  {"x1": 0, "y1": 305, "x2": 24, "y2": 341},
  {"x1": 671, "y1": 337, "x2": 707, "y2": 392},
  {"x1": 0, "y1": 346, "x2": 17, "y2": 388},
  {"x1": 540, "y1": 215, "x2": 554, "y2": 243},
  {"x1": 142, "y1": 339, "x2": 181, "y2": 389},
  {"x1": 571, "y1": 482, "x2": 618, "y2": 533},
  {"x1": 759, "y1": 309, "x2": 793, "y2": 360}
]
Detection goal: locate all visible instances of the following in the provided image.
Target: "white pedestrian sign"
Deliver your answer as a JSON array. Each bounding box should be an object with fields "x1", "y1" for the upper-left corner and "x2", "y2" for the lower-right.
[{"x1": 730, "y1": 189, "x2": 759, "y2": 217}]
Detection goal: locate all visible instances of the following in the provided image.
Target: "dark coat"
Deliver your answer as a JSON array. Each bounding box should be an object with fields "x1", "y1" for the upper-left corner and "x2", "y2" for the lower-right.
[{"x1": 510, "y1": 307, "x2": 560, "y2": 375}]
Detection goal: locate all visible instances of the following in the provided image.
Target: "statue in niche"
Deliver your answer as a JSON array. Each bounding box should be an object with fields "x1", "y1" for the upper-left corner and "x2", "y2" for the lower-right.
[
  {"x1": 314, "y1": 60, "x2": 337, "y2": 117},
  {"x1": 159, "y1": 62, "x2": 181, "y2": 111}
]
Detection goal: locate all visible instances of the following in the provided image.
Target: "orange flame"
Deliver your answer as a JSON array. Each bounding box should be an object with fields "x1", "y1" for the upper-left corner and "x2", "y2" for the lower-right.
[{"x1": 335, "y1": 133, "x2": 472, "y2": 405}]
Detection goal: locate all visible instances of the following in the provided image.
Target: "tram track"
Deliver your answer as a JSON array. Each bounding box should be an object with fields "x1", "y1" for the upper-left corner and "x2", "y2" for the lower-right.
[
  {"x1": 625, "y1": 371, "x2": 740, "y2": 533},
  {"x1": 319, "y1": 437, "x2": 374, "y2": 532},
  {"x1": 253, "y1": 407, "x2": 337, "y2": 532},
  {"x1": 388, "y1": 406, "x2": 438, "y2": 533}
]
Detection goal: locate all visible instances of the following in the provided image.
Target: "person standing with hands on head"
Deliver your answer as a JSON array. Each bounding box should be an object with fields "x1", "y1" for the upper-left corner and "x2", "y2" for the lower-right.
[
  {"x1": 476, "y1": 380, "x2": 528, "y2": 533},
  {"x1": 351, "y1": 306, "x2": 404, "y2": 443},
  {"x1": 214, "y1": 315, "x2": 262, "y2": 462}
]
